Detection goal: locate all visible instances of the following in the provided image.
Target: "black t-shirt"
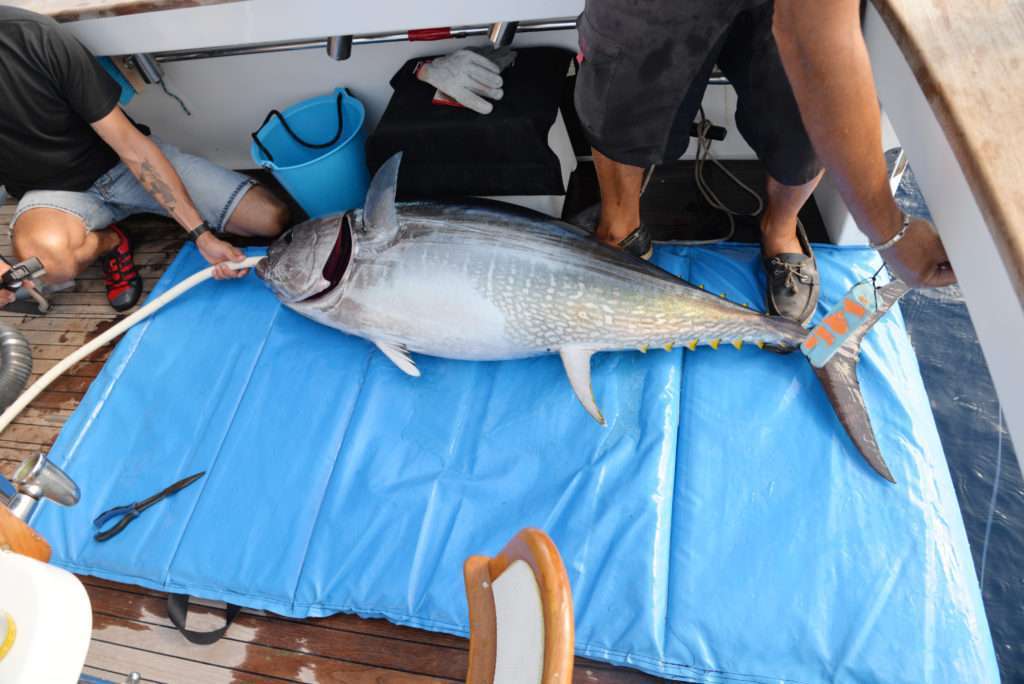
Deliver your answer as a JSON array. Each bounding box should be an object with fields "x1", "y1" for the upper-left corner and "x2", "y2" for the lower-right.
[{"x1": 0, "y1": 7, "x2": 121, "y2": 198}]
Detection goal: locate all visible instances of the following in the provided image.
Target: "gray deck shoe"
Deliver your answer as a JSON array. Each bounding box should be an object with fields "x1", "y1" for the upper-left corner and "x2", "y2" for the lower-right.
[
  {"x1": 762, "y1": 224, "x2": 819, "y2": 325},
  {"x1": 568, "y1": 205, "x2": 652, "y2": 260}
]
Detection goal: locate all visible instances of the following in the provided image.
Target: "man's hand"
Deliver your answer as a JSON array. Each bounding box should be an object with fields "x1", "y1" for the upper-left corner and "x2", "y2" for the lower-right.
[
  {"x1": 881, "y1": 217, "x2": 956, "y2": 289},
  {"x1": 196, "y1": 232, "x2": 247, "y2": 279}
]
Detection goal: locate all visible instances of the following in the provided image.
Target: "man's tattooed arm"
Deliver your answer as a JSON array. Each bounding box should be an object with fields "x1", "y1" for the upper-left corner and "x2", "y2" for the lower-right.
[
  {"x1": 91, "y1": 107, "x2": 248, "y2": 278},
  {"x1": 91, "y1": 107, "x2": 206, "y2": 234},
  {"x1": 123, "y1": 142, "x2": 203, "y2": 232},
  {"x1": 138, "y1": 160, "x2": 179, "y2": 216}
]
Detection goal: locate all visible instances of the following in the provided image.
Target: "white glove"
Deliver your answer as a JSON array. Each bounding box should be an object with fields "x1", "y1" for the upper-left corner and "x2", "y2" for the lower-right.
[
  {"x1": 468, "y1": 45, "x2": 517, "y2": 71},
  {"x1": 416, "y1": 49, "x2": 505, "y2": 114}
]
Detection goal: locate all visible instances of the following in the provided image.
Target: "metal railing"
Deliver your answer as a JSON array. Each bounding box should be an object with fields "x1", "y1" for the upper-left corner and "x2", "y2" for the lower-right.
[{"x1": 150, "y1": 19, "x2": 577, "y2": 64}]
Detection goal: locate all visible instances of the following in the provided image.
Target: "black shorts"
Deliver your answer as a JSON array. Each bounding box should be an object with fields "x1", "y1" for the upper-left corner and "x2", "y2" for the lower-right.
[{"x1": 574, "y1": 0, "x2": 822, "y2": 186}]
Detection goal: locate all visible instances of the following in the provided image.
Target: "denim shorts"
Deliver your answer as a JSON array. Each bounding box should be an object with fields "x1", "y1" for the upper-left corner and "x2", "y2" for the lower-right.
[{"x1": 10, "y1": 140, "x2": 256, "y2": 235}]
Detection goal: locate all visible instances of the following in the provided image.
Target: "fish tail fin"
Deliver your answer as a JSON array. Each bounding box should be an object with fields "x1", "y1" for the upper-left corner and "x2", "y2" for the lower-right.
[{"x1": 805, "y1": 280, "x2": 911, "y2": 483}]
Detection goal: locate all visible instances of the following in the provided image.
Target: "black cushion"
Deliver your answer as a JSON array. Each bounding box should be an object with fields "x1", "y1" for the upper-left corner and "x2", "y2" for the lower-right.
[{"x1": 367, "y1": 47, "x2": 575, "y2": 198}]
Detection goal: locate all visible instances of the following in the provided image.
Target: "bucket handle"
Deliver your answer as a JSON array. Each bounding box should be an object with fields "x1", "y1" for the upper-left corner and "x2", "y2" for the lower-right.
[{"x1": 251, "y1": 90, "x2": 347, "y2": 165}]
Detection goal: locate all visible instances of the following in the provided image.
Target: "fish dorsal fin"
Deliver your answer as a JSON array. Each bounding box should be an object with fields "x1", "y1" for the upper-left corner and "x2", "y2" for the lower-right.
[
  {"x1": 559, "y1": 347, "x2": 605, "y2": 426},
  {"x1": 362, "y1": 152, "x2": 402, "y2": 242},
  {"x1": 375, "y1": 340, "x2": 420, "y2": 377}
]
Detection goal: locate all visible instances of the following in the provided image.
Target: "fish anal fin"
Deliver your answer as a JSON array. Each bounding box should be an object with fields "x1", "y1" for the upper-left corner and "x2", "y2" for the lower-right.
[
  {"x1": 559, "y1": 347, "x2": 605, "y2": 426},
  {"x1": 374, "y1": 340, "x2": 420, "y2": 377}
]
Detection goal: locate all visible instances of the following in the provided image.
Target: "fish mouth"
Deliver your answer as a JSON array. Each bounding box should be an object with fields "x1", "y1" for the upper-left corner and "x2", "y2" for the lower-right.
[
  {"x1": 254, "y1": 255, "x2": 270, "y2": 280},
  {"x1": 301, "y1": 213, "x2": 353, "y2": 303}
]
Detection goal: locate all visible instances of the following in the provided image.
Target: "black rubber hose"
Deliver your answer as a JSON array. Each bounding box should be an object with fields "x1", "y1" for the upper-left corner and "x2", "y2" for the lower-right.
[{"x1": 0, "y1": 322, "x2": 32, "y2": 412}]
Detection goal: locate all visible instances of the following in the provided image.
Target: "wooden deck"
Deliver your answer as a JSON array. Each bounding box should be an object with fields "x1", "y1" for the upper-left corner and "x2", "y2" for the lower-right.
[
  {"x1": 12, "y1": 0, "x2": 249, "y2": 24},
  {"x1": 0, "y1": 199, "x2": 665, "y2": 683}
]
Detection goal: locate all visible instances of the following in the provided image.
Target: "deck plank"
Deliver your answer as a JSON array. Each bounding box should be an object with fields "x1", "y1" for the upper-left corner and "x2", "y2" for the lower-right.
[
  {"x1": 81, "y1": 578, "x2": 666, "y2": 683},
  {"x1": 81, "y1": 576, "x2": 474, "y2": 652},
  {"x1": 82, "y1": 665, "x2": 160, "y2": 683},
  {"x1": 7, "y1": 0, "x2": 250, "y2": 24},
  {"x1": 87, "y1": 584, "x2": 467, "y2": 682},
  {"x1": 86, "y1": 639, "x2": 283, "y2": 684},
  {"x1": 92, "y1": 614, "x2": 454, "y2": 684}
]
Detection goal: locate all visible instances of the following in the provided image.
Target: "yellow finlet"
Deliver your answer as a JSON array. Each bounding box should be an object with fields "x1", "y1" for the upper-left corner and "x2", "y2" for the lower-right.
[
  {"x1": 742, "y1": 302, "x2": 749, "y2": 308},
  {"x1": 709, "y1": 339, "x2": 720, "y2": 350},
  {"x1": 755, "y1": 340, "x2": 765, "y2": 349},
  {"x1": 699, "y1": 284, "x2": 705, "y2": 290},
  {"x1": 719, "y1": 292, "x2": 726, "y2": 298},
  {"x1": 639, "y1": 344, "x2": 648, "y2": 353},
  {"x1": 731, "y1": 340, "x2": 743, "y2": 350},
  {"x1": 687, "y1": 339, "x2": 698, "y2": 351},
  {"x1": 664, "y1": 343, "x2": 673, "y2": 352}
]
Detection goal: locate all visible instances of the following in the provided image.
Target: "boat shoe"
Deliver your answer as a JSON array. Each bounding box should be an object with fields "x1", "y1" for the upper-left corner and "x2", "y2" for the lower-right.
[
  {"x1": 568, "y1": 204, "x2": 653, "y2": 261},
  {"x1": 617, "y1": 224, "x2": 653, "y2": 260},
  {"x1": 762, "y1": 223, "x2": 819, "y2": 325}
]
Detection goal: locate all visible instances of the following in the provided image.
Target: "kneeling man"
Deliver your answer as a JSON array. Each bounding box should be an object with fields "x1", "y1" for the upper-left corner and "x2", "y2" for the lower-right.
[{"x1": 0, "y1": 6, "x2": 290, "y2": 310}]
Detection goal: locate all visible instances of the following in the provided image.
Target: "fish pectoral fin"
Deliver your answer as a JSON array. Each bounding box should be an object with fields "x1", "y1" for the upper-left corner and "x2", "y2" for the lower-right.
[
  {"x1": 559, "y1": 347, "x2": 605, "y2": 426},
  {"x1": 374, "y1": 340, "x2": 421, "y2": 377}
]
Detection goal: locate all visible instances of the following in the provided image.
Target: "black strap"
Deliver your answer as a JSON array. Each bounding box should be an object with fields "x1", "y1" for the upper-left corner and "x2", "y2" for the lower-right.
[
  {"x1": 251, "y1": 90, "x2": 346, "y2": 164},
  {"x1": 167, "y1": 593, "x2": 241, "y2": 645}
]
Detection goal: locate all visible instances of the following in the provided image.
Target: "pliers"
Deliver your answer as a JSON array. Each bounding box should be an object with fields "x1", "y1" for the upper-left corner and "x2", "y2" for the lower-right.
[{"x1": 93, "y1": 471, "x2": 205, "y2": 542}]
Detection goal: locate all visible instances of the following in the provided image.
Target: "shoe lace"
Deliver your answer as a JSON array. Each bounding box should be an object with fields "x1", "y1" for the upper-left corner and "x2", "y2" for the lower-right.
[{"x1": 773, "y1": 260, "x2": 812, "y2": 293}]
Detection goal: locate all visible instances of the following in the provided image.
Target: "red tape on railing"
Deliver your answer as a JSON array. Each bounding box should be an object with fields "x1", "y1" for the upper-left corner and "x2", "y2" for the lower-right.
[{"x1": 408, "y1": 27, "x2": 453, "y2": 41}]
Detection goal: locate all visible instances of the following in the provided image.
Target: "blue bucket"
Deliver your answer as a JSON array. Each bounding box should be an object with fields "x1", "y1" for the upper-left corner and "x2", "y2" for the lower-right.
[{"x1": 250, "y1": 88, "x2": 369, "y2": 218}]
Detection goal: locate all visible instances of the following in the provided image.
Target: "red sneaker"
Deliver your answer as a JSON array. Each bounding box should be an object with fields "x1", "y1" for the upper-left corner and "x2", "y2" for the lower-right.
[{"x1": 101, "y1": 225, "x2": 143, "y2": 312}]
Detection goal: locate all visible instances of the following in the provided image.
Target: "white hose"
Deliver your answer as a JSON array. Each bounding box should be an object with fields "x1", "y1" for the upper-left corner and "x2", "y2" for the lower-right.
[{"x1": 0, "y1": 256, "x2": 264, "y2": 436}]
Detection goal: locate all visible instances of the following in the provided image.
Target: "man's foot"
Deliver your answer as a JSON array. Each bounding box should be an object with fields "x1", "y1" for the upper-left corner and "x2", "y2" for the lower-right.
[
  {"x1": 762, "y1": 223, "x2": 819, "y2": 325},
  {"x1": 101, "y1": 225, "x2": 143, "y2": 312}
]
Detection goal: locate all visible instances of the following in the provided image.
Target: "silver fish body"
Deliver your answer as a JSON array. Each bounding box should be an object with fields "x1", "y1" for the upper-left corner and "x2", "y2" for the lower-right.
[
  {"x1": 268, "y1": 201, "x2": 807, "y2": 360},
  {"x1": 256, "y1": 153, "x2": 909, "y2": 483}
]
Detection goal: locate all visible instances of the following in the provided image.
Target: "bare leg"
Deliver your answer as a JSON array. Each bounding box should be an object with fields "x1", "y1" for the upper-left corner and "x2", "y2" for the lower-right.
[
  {"x1": 592, "y1": 147, "x2": 645, "y2": 246},
  {"x1": 12, "y1": 208, "x2": 119, "y2": 284},
  {"x1": 760, "y1": 169, "x2": 825, "y2": 257},
  {"x1": 223, "y1": 184, "x2": 290, "y2": 239}
]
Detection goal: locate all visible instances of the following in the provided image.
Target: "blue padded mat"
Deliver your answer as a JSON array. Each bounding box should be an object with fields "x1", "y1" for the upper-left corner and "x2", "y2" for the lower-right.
[{"x1": 32, "y1": 243, "x2": 997, "y2": 683}]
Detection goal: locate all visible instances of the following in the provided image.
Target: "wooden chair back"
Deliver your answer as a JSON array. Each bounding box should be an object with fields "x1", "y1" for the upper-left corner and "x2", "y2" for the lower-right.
[
  {"x1": 464, "y1": 528, "x2": 574, "y2": 684},
  {"x1": 0, "y1": 506, "x2": 51, "y2": 562}
]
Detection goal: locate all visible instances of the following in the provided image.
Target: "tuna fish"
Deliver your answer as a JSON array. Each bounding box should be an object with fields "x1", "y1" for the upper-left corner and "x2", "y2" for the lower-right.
[{"x1": 256, "y1": 153, "x2": 909, "y2": 482}]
